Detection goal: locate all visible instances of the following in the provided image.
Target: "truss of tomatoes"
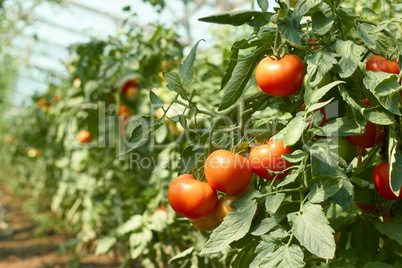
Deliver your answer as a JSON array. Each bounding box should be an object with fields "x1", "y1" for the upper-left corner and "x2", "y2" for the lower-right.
[{"x1": 168, "y1": 54, "x2": 401, "y2": 232}]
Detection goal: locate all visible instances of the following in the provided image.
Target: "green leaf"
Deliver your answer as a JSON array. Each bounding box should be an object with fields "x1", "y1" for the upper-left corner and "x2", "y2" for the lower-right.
[
  {"x1": 201, "y1": 191, "x2": 261, "y2": 254},
  {"x1": 338, "y1": 84, "x2": 367, "y2": 127},
  {"x1": 250, "y1": 234, "x2": 282, "y2": 268},
  {"x1": 95, "y1": 236, "x2": 117, "y2": 256},
  {"x1": 254, "y1": 244, "x2": 305, "y2": 268},
  {"x1": 375, "y1": 222, "x2": 402, "y2": 245},
  {"x1": 178, "y1": 146, "x2": 204, "y2": 175},
  {"x1": 312, "y1": 11, "x2": 334, "y2": 35},
  {"x1": 361, "y1": 7, "x2": 378, "y2": 17},
  {"x1": 389, "y1": 128, "x2": 402, "y2": 197},
  {"x1": 282, "y1": 150, "x2": 307, "y2": 163},
  {"x1": 310, "y1": 139, "x2": 347, "y2": 179},
  {"x1": 232, "y1": 243, "x2": 257, "y2": 268},
  {"x1": 250, "y1": 208, "x2": 286, "y2": 236},
  {"x1": 306, "y1": 98, "x2": 332, "y2": 113},
  {"x1": 306, "y1": 52, "x2": 338, "y2": 88},
  {"x1": 288, "y1": 202, "x2": 336, "y2": 259},
  {"x1": 363, "y1": 106, "x2": 396, "y2": 125},
  {"x1": 331, "y1": 179, "x2": 354, "y2": 210},
  {"x1": 277, "y1": 15, "x2": 303, "y2": 47},
  {"x1": 293, "y1": 0, "x2": 321, "y2": 23},
  {"x1": 179, "y1": 39, "x2": 204, "y2": 86},
  {"x1": 168, "y1": 247, "x2": 194, "y2": 264},
  {"x1": 331, "y1": 40, "x2": 365, "y2": 78},
  {"x1": 129, "y1": 229, "x2": 153, "y2": 259},
  {"x1": 116, "y1": 215, "x2": 142, "y2": 235},
  {"x1": 257, "y1": 0, "x2": 269, "y2": 12},
  {"x1": 357, "y1": 23, "x2": 376, "y2": 47},
  {"x1": 265, "y1": 193, "x2": 286, "y2": 215},
  {"x1": 198, "y1": 10, "x2": 271, "y2": 27},
  {"x1": 363, "y1": 262, "x2": 394, "y2": 268},
  {"x1": 163, "y1": 72, "x2": 186, "y2": 98},
  {"x1": 316, "y1": 117, "x2": 363, "y2": 136},
  {"x1": 308, "y1": 176, "x2": 345, "y2": 203},
  {"x1": 277, "y1": 165, "x2": 303, "y2": 187},
  {"x1": 221, "y1": 43, "x2": 240, "y2": 90},
  {"x1": 149, "y1": 91, "x2": 164, "y2": 108},
  {"x1": 218, "y1": 55, "x2": 257, "y2": 111},
  {"x1": 370, "y1": 32, "x2": 399, "y2": 61}
]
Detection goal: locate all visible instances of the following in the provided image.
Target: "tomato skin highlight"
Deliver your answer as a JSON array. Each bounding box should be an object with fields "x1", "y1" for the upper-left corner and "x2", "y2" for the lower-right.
[
  {"x1": 373, "y1": 162, "x2": 402, "y2": 201},
  {"x1": 255, "y1": 55, "x2": 305, "y2": 97},
  {"x1": 168, "y1": 174, "x2": 218, "y2": 219},
  {"x1": 366, "y1": 56, "x2": 399, "y2": 74},
  {"x1": 215, "y1": 186, "x2": 259, "y2": 222},
  {"x1": 189, "y1": 211, "x2": 221, "y2": 231},
  {"x1": 204, "y1": 150, "x2": 253, "y2": 195},
  {"x1": 249, "y1": 139, "x2": 292, "y2": 180}
]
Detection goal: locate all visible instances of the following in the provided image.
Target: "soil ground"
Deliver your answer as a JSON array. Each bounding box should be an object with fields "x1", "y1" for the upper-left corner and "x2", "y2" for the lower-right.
[{"x1": 0, "y1": 183, "x2": 121, "y2": 268}]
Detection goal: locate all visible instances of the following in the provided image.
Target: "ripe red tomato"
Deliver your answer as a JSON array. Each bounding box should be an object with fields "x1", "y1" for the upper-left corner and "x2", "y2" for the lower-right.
[
  {"x1": 249, "y1": 139, "x2": 292, "y2": 180},
  {"x1": 215, "y1": 186, "x2": 259, "y2": 222},
  {"x1": 122, "y1": 80, "x2": 139, "y2": 99},
  {"x1": 373, "y1": 162, "x2": 402, "y2": 200},
  {"x1": 348, "y1": 99, "x2": 385, "y2": 148},
  {"x1": 255, "y1": 55, "x2": 305, "y2": 97},
  {"x1": 204, "y1": 150, "x2": 253, "y2": 194},
  {"x1": 77, "y1": 130, "x2": 92, "y2": 144},
  {"x1": 366, "y1": 56, "x2": 399, "y2": 74},
  {"x1": 189, "y1": 211, "x2": 221, "y2": 231},
  {"x1": 168, "y1": 174, "x2": 218, "y2": 219},
  {"x1": 38, "y1": 98, "x2": 51, "y2": 107}
]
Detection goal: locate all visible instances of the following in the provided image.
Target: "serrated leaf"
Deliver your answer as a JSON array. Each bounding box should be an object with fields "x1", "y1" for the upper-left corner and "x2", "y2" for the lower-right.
[
  {"x1": 361, "y1": 7, "x2": 378, "y2": 17},
  {"x1": 198, "y1": 10, "x2": 271, "y2": 27},
  {"x1": 312, "y1": 11, "x2": 334, "y2": 35},
  {"x1": 277, "y1": 15, "x2": 303, "y2": 47},
  {"x1": 178, "y1": 146, "x2": 204, "y2": 175},
  {"x1": 310, "y1": 81, "x2": 345, "y2": 106},
  {"x1": 218, "y1": 55, "x2": 257, "y2": 111},
  {"x1": 116, "y1": 215, "x2": 142, "y2": 235},
  {"x1": 310, "y1": 139, "x2": 347, "y2": 179},
  {"x1": 293, "y1": 0, "x2": 321, "y2": 23},
  {"x1": 265, "y1": 193, "x2": 286, "y2": 215},
  {"x1": 257, "y1": 0, "x2": 269, "y2": 12},
  {"x1": 201, "y1": 191, "x2": 261, "y2": 254},
  {"x1": 221, "y1": 43, "x2": 240, "y2": 90},
  {"x1": 363, "y1": 106, "x2": 396, "y2": 125},
  {"x1": 257, "y1": 244, "x2": 305, "y2": 268},
  {"x1": 338, "y1": 84, "x2": 367, "y2": 127},
  {"x1": 282, "y1": 150, "x2": 307, "y2": 163},
  {"x1": 306, "y1": 99, "x2": 332, "y2": 113},
  {"x1": 308, "y1": 176, "x2": 345, "y2": 203},
  {"x1": 331, "y1": 179, "x2": 354, "y2": 210},
  {"x1": 357, "y1": 23, "x2": 376, "y2": 47},
  {"x1": 389, "y1": 128, "x2": 402, "y2": 196},
  {"x1": 129, "y1": 229, "x2": 153, "y2": 259},
  {"x1": 306, "y1": 52, "x2": 338, "y2": 88},
  {"x1": 95, "y1": 236, "x2": 116, "y2": 256},
  {"x1": 375, "y1": 222, "x2": 402, "y2": 245},
  {"x1": 288, "y1": 202, "x2": 335, "y2": 259},
  {"x1": 272, "y1": 115, "x2": 307, "y2": 147},
  {"x1": 168, "y1": 247, "x2": 194, "y2": 264},
  {"x1": 316, "y1": 117, "x2": 363, "y2": 136},
  {"x1": 163, "y1": 72, "x2": 186, "y2": 98},
  {"x1": 278, "y1": 165, "x2": 303, "y2": 187},
  {"x1": 251, "y1": 208, "x2": 286, "y2": 236},
  {"x1": 149, "y1": 91, "x2": 164, "y2": 107},
  {"x1": 179, "y1": 39, "x2": 204, "y2": 86},
  {"x1": 332, "y1": 40, "x2": 365, "y2": 78}
]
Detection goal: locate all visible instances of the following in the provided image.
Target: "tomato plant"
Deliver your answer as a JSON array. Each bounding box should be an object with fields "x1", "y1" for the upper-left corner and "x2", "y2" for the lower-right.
[{"x1": 373, "y1": 162, "x2": 402, "y2": 201}]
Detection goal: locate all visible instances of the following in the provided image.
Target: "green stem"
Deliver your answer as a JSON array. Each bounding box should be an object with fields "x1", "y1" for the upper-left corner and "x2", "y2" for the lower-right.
[{"x1": 274, "y1": 27, "x2": 281, "y2": 57}]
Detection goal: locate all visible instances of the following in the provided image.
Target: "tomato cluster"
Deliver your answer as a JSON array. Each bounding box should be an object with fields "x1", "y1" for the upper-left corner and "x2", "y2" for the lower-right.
[{"x1": 168, "y1": 138, "x2": 293, "y2": 231}]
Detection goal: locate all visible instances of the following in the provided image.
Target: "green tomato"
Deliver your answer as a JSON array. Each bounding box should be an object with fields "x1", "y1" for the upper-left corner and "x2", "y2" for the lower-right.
[{"x1": 329, "y1": 137, "x2": 357, "y2": 164}]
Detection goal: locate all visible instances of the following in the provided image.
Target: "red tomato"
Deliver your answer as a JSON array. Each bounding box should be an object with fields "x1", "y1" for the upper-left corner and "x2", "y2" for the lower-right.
[
  {"x1": 249, "y1": 139, "x2": 292, "y2": 180},
  {"x1": 77, "y1": 130, "x2": 92, "y2": 144},
  {"x1": 168, "y1": 174, "x2": 218, "y2": 219},
  {"x1": 366, "y1": 56, "x2": 399, "y2": 74},
  {"x1": 122, "y1": 80, "x2": 139, "y2": 94},
  {"x1": 204, "y1": 150, "x2": 253, "y2": 194},
  {"x1": 215, "y1": 186, "x2": 259, "y2": 222},
  {"x1": 189, "y1": 211, "x2": 221, "y2": 231},
  {"x1": 373, "y1": 162, "x2": 402, "y2": 200},
  {"x1": 255, "y1": 55, "x2": 305, "y2": 97},
  {"x1": 308, "y1": 39, "x2": 319, "y2": 50},
  {"x1": 348, "y1": 99, "x2": 385, "y2": 148}
]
